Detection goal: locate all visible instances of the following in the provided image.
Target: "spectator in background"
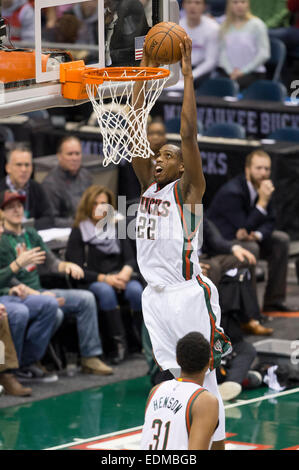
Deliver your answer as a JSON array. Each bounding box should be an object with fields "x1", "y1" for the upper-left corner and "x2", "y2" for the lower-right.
[
  {"x1": 42, "y1": 13, "x2": 81, "y2": 44},
  {"x1": 200, "y1": 217, "x2": 256, "y2": 287},
  {"x1": 0, "y1": 303, "x2": 32, "y2": 396},
  {"x1": 173, "y1": 0, "x2": 220, "y2": 90},
  {"x1": 201, "y1": 217, "x2": 273, "y2": 335},
  {"x1": 2, "y1": 0, "x2": 34, "y2": 42},
  {"x1": 66, "y1": 185, "x2": 144, "y2": 364},
  {"x1": 208, "y1": 149, "x2": 292, "y2": 313},
  {"x1": 0, "y1": 143, "x2": 53, "y2": 230},
  {"x1": 0, "y1": 205, "x2": 59, "y2": 390},
  {"x1": 104, "y1": 0, "x2": 150, "y2": 66},
  {"x1": 139, "y1": 0, "x2": 152, "y2": 25},
  {"x1": 42, "y1": 136, "x2": 92, "y2": 228},
  {"x1": 147, "y1": 118, "x2": 168, "y2": 160},
  {"x1": 73, "y1": 0, "x2": 98, "y2": 46},
  {"x1": 218, "y1": 0, "x2": 270, "y2": 90},
  {"x1": 206, "y1": 0, "x2": 227, "y2": 23},
  {"x1": 269, "y1": 0, "x2": 299, "y2": 54},
  {"x1": 250, "y1": 0, "x2": 290, "y2": 29},
  {"x1": 0, "y1": 190, "x2": 113, "y2": 376}
]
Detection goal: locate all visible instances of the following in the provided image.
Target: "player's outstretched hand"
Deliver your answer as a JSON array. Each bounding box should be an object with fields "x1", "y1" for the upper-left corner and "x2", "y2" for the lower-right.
[
  {"x1": 180, "y1": 35, "x2": 192, "y2": 77},
  {"x1": 140, "y1": 45, "x2": 160, "y2": 69}
]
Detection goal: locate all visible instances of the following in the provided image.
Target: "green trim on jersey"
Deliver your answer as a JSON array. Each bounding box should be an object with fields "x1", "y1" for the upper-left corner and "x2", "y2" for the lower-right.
[
  {"x1": 196, "y1": 274, "x2": 232, "y2": 370},
  {"x1": 173, "y1": 181, "x2": 202, "y2": 281},
  {"x1": 186, "y1": 388, "x2": 206, "y2": 435}
]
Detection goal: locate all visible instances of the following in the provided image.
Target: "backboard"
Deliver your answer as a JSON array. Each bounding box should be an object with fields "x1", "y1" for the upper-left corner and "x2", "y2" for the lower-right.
[{"x1": 0, "y1": 0, "x2": 180, "y2": 118}]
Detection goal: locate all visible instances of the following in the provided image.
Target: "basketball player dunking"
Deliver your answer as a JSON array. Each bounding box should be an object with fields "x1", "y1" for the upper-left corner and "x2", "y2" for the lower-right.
[{"x1": 132, "y1": 37, "x2": 232, "y2": 450}]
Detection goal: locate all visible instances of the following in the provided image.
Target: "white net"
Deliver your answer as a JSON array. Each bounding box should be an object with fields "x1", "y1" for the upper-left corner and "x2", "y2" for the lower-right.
[{"x1": 85, "y1": 68, "x2": 169, "y2": 167}]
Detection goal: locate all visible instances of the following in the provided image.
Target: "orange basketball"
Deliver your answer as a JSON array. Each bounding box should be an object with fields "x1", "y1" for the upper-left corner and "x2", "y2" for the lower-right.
[{"x1": 144, "y1": 22, "x2": 187, "y2": 65}]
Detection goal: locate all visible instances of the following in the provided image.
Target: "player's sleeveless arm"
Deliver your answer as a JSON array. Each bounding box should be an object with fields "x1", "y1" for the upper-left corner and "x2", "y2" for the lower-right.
[
  {"x1": 131, "y1": 52, "x2": 157, "y2": 192},
  {"x1": 188, "y1": 391, "x2": 219, "y2": 450},
  {"x1": 179, "y1": 37, "x2": 206, "y2": 202}
]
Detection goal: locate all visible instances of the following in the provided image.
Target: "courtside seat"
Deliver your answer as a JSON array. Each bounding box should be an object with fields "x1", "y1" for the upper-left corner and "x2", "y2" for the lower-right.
[
  {"x1": 197, "y1": 77, "x2": 240, "y2": 98},
  {"x1": 268, "y1": 127, "x2": 299, "y2": 143},
  {"x1": 266, "y1": 38, "x2": 287, "y2": 82},
  {"x1": 242, "y1": 79, "x2": 287, "y2": 102},
  {"x1": 203, "y1": 122, "x2": 246, "y2": 139}
]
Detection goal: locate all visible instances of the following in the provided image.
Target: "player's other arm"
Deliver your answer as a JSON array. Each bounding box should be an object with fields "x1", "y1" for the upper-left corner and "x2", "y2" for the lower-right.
[
  {"x1": 180, "y1": 37, "x2": 206, "y2": 203},
  {"x1": 188, "y1": 392, "x2": 219, "y2": 450},
  {"x1": 131, "y1": 52, "x2": 158, "y2": 194}
]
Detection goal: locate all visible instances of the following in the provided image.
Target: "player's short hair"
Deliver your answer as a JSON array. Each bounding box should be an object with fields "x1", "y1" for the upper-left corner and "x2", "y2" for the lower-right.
[
  {"x1": 245, "y1": 149, "x2": 271, "y2": 168},
  {"x1": 176, "y1": 332, "x2": 210, "y2": 374}
]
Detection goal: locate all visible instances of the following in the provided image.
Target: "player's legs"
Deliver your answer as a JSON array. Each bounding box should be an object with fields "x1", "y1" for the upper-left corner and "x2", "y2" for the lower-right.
[
  {"x1": 143, "y1": 278, "x2": 229, "y2": 447},
  {"x1": 142, "y1": 285, "x2": 178, "y2": 371}
]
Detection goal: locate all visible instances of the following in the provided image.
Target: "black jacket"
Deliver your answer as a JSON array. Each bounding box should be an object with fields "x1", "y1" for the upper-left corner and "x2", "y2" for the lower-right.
[
  {"x1": 65, "y1": 226, "x2": 138, "y2": 286},
  {"x1": 202, "y1": 218, "x2": 233, "y2": 256},
  {"x1": 208, "y1": 174, "x2": 276, "y2": 241}
]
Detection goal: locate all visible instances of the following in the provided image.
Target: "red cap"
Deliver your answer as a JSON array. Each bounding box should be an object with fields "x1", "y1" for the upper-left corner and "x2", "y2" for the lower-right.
[{"x1": 0, "y1": 191, "x2": 26, "y2": 210}]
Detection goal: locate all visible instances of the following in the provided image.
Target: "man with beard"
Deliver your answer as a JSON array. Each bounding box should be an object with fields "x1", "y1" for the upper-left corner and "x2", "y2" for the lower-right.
[{"x1": 208, "y1": 149, "x2": 291, "y2": 313}]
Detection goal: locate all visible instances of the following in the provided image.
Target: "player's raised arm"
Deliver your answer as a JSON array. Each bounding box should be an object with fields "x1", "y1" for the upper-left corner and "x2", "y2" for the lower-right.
[
  {"x1": 131, "y1": 51, "x2": 158, "y2": 194},
  {"x1": 179, "y1": 37, "x2": 206, "y2": 203}
]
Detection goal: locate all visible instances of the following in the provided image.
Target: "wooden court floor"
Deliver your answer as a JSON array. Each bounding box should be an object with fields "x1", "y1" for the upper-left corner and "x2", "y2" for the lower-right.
[{"x1": 0, "y1": 375, "x2": 298, "y2": 451}]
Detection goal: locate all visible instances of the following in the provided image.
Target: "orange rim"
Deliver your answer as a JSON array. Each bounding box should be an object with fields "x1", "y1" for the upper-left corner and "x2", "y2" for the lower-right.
[{"x1": 83, "y1": 66, "x2": 170, "y2": 85}]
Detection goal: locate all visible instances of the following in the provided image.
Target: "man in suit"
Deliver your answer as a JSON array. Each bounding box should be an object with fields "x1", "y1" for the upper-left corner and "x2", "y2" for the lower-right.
[
  {"x1": 208, "y1": 149, "x2": 291, "y2": 312},
  {"x1": 0, "y1": 143, "x2": 53, "y2": 230},
  {"x1": 199, "y1": 217, "x2": 256, "y2": 287}
]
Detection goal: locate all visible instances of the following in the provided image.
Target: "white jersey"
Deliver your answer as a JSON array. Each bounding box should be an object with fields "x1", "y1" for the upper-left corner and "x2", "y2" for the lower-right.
[
  {"x1": 136, "y1": 180, "x2": 203, "y2": 287},
  {"x1": 141, "y1": 378, "x2": 206, "y2": 450}
]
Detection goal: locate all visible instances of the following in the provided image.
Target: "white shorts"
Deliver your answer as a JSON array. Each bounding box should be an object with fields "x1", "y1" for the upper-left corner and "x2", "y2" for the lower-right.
[{"x1": 142, "y1": 275, "x2": 232, "y2": 442}]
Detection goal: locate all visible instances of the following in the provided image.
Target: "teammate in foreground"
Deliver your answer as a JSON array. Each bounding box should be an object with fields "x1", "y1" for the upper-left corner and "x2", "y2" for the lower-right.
[
  {"x1": 132, "y1": 36, "x2": 231, "y2": 450},
  {"x1": 141, "y1": 332, "x2": 219, "y2": 450}
]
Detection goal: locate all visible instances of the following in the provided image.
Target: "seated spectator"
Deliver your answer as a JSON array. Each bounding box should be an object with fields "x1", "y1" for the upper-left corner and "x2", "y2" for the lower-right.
[
  {"x1": 200, "y1": 217, "x2": 273, "y2": 335},
  {"x1": 269, "y1": 0, "x2": 299, "y2": 54},
  {"x1": 217, "y1": 304, "x2": 263, "y2": 401},
  {"x1": 65, "y1": 185, "x2": 144, "y2": 364},
  {"x1": 0, "y1": 304, "x2": 32, "y2": 396},
  {"x1": 42, "y1": 13, "x2": 82, "y2": 44},
  {"x1": 172, "y1": 0, "x2": 220, "y2": 90},
  {"x1": 250, "y1": 0, "x2": 290, "y2": 29},
  {"x1": 0, "y1": 206, "x2": 59, "y2": 389},
  {"x1": 104, "y1": 0, "x2": 149, "y2": 66},
  {"x1": 206, "y1": 0, "x2": 227, "y2": 23},
  {"x1": 139, "y1": 0, "x2": 152, "y2": 25},
  {"x1": 0, "y1": 190, "x2": 113, "y2": 376},
  {"x1": 2, "y1": 0, "x2": 34, "y2": 43},
  {"x1": 208, "y1": 149, "x2": 292, "y2": 313},
  {"x1": 147, "y1": 117, "x2": 168, "y2": 161},
  {"x1": 217, "y1": 0, "x2": 270, "y2": 90},
  {"x1": 42, "y1": 136, "x2": 92, "y2": 228},
  {"x1": 72, "y1": 0, "x2": 98, "y2": 46},
  {"x1": 200, "y1": 217, "x2": 256, "y2": 287},
  {"x1": 0, "y1": 143, "x2": 53, "y2": 230}
]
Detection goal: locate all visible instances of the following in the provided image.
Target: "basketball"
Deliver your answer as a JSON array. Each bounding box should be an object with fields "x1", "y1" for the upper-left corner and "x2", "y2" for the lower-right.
[{"x1": 144, "y1": 22, "x2": 187, "y2": 65}]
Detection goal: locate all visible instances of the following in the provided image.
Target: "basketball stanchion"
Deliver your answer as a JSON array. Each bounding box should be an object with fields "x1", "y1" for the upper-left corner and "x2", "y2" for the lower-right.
[{"x1": 60, "y1": 61, "x2": 170, "y2": 167}]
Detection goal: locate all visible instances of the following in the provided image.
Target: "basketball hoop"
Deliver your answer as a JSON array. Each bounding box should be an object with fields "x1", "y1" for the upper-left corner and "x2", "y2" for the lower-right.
[{"x1": 83, "y1": 66, "x2": 170, "y2": 167}]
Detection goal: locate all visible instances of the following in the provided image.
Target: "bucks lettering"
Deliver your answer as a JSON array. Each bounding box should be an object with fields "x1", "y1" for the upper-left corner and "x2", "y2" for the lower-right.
[{"x1": 139, "y1": 196, "x2": 171, "y2": 217}]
